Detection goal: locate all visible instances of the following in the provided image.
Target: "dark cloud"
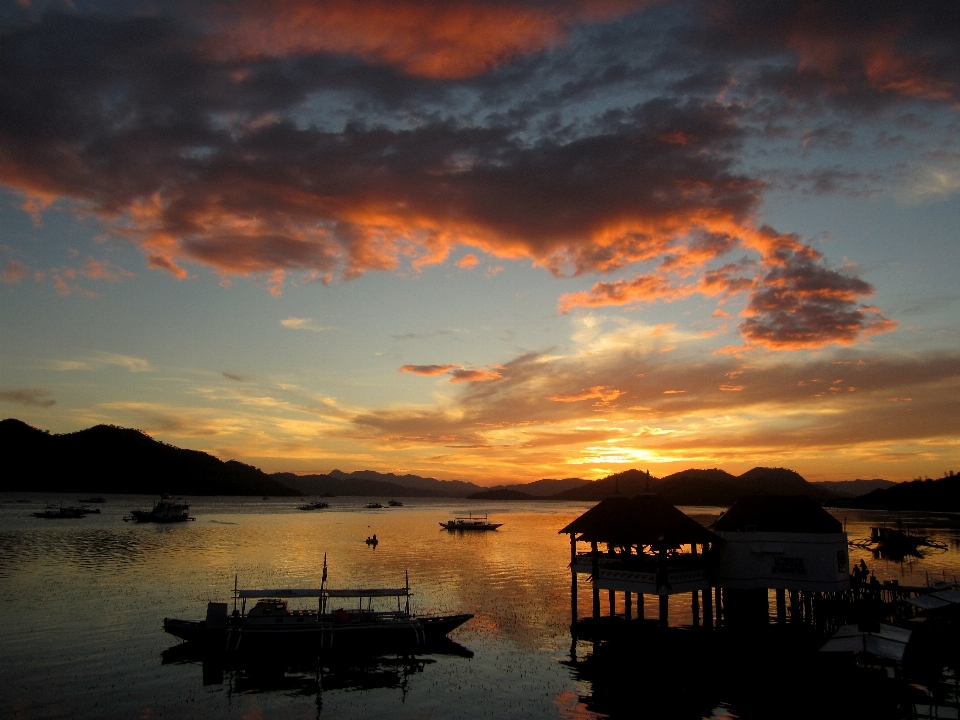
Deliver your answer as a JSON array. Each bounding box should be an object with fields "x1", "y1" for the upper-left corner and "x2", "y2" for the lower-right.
[{"x1": 0, "y1": 388, "x2": 56, "y2": 407}]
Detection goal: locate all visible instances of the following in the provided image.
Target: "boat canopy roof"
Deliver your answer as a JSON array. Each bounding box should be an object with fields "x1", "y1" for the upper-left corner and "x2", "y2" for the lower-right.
[{"x1": 237, "y1": 587, "x2": 410, "y2": 599}]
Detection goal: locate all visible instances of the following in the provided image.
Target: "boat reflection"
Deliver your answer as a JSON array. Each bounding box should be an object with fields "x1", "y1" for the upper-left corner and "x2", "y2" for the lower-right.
[{"x1": 161, "y1": 637, "x2": 473, "y2": 697}]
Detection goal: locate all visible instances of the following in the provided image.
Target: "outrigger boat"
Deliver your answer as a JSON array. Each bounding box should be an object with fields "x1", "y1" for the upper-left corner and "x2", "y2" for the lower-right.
[
  {"x1": 163, "y1": 556, "x2": 472, "y2": 653},
  {"x1": 440, "y1": 513, "x2": 502, "y2": 531},
  {"x1": 125, "y1": 495, "x2": 194, "y2": 523}
]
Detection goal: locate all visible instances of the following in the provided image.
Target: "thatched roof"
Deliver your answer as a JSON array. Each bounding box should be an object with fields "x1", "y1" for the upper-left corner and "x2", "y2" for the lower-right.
[
  {"x1": 712, "y1": 495, "x2": 842, "y2": 533},
  {"x1": 559, "y1": 495, "x2": 719, "y2": 547}
]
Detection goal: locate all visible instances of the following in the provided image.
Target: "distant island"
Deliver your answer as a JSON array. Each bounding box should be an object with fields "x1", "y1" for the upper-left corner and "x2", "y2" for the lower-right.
[{"x1": 3, "y1": 418, "x2": 954, "y2": 509}]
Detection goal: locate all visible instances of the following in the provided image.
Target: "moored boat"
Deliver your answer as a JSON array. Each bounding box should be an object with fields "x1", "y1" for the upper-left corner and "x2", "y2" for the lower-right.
[
  {"x1": 366, "y1": 502, "x2": 383, "y2": 509},
  {"x1": 440, "y1": 513, "x2": 502, "y2": 531},
  {"x1": 33, "y1": 506, "x2": 86, "y2": 519},
  {"x1": 125, "y1": 495, "x2": 194, "y2": 523},
  {"x1": 163, "y1": 558, "x2": 472, "y2": 653},
  {"x1": 388, "y1": 500, "x2": 403, "y2": 507},
  {"x1": 298, "y1": 501, "x2": 329, "y2": 510}
]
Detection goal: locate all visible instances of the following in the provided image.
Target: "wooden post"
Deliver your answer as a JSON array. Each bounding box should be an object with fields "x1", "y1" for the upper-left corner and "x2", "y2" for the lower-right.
[
  {"x1": 659, "y1": 594, "x2": 669, "y2": 628},
  {"x1": 625, "y1": 592, "x2": 632, "y2": 621},
  {"x1": 703, "y1": 587, "x2": 713, "y2": 629},
  {"x1": 715, "y1": 586, "x2": 722, "y2": 627},
  {"x1": 570, "y1": 534, "x2": 578, "y2": 626},
  {"x1": 691, "y1": 544, "x2": 700, "y2": 628},
  {"x1": 789, "y1": 590, "x2": 800, "y2": 624},
  {"x1": 608, "y1": 589, "x2": 615, "y2": 617},
  {"x1": 638, "y1": 592, "x2": 645, "y2": 621},
  {"x1": 591, "y1": 541, "x2": 600, "y2": 621},
  {"x1": 775, "y1": 589, "x2": 786, "y2": 625},
  {"x1": 803, "y1": 592, "x2": 812, "y2": 624}
]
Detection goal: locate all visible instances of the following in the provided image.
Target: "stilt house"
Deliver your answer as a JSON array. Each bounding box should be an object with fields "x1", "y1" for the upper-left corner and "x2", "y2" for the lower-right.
[{"x1": 560, "y1": 495, "x2": 720, "y2": 627}]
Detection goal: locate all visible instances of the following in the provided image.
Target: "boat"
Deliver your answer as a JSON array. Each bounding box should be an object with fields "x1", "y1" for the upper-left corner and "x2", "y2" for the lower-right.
[
  {"x1": 366, "y1": 534, "x2": 379, "y2": 547},
  {"x1": 366, "y1": 502, "x2": 383, "y2": 509},
  {"x1": 298, "y1": 501, "x2": 330, "y2": 510},
  {"x1": 440, "y1": 513, "x2": 502, "y2": 531},
  {"x1": 163, "y1": 557, "x2": 473, "y2": 653},
  {"x1": 78, "y1": 497, "x2": 106, "y2": 503},
  {"x1": 125, "y1": 495, "x2": 194, "y2": 523},
  {"x1": 33, "y1": 506, "x2": 86, "y2": 519},
  {"x1": 388, "y1": 500, "x2": 403, "y2": 507}
]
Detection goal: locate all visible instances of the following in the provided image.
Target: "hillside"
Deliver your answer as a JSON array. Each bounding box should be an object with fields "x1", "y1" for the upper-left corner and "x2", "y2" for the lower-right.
[
  {"x1": 552, "y1": 469, "x2": 657, "y2": 500},
  {"x1": 326, "y1": 469, "x2": 484, "y2": 496},
  {"x1": 0, "y1": 418, "x2": 298, "y2": 496},
  {"x1": 490, "y1": 477, "x2": 589, "y2": 497},
  {"x1": 467, "y1": 488, "x2": 536, "y2": 500},
  {"x1": 271, "y1": 472, "x2": 459, "y2": 498},
  {"x1": 814, "y1": 479, "x2": 896, "y2": 497},
  {"x1": 844, "y1": 474, "x2": 960, "y2": 511}
]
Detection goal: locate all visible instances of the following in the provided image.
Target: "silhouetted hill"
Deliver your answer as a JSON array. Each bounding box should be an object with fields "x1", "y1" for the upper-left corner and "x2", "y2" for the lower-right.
[
  {"x1": 0, "y1": 418, "x2": 299, "y2": 496},
  {"x1": 326, "y1": 469, "x2": 483, "y2": 496},
  {"x1": 733, "y1": 467, "x2": 826, "y2": 497},
  {"x1": 552, "y1": 469, "x2": 656, "y2": 500},
  {"x1": 466, "y1": 488, "x2": 535, "y2": 500},
  {"x1": 845, "y1": 475, "x2": 960, "y2": 511},
  {"x1": 271, "y1": 472, "x2": 457, "y2": 497},
  {"x1": 815, "y1": 479, "x2": 896, "y2": 497},
  {"x1": 489, "y1": 477, "x2": 589, "y2": 496},
  {"x1": 549, "y1": 466, "x2": 828, "y2": 504}
]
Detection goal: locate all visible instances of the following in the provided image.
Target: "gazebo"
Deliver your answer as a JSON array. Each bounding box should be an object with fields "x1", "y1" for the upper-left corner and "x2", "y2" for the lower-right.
[{"x1": 560, "y1": 495, "x2": 720, "y2": 628}]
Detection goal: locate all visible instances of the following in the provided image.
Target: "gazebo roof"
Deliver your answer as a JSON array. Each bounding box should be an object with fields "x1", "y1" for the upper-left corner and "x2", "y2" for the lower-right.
[
  {"x1": 712, "y1": 495, "x2": 842, "y2": 533},
  {"x1": 559, "y1": 495, "x2": 719, "y2": 547}
]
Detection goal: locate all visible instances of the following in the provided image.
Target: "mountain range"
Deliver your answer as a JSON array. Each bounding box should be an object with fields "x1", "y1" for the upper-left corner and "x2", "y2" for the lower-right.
[{"x1": 0, "y1": 418, "x2": 924, "y2": 505}]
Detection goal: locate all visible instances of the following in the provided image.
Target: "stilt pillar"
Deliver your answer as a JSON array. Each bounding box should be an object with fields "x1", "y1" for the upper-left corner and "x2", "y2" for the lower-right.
[
  {"x1": 775, "y1": 589, "x2": 786, "y2": 625},
  {"x1": 703, "y1": 587, "x2": 713, "y2": 629},
  {"x1": 608, "y1": 589, "x2": 615, "y2": 617},
  {"x1": 715, "y1": 586, "x2": 723, "y2": 627},
  {"x1": 803, "y1": 592, "x2": 812, "y2": 624},
  {"x1": 625, "y1": 592, "x2": 632, "y2": 621},
  {"x1": 659, "y1": 594, "x2": 669, "y2": 628},
  {"x1": 570, "y1": 534, "x2": 578, "y2": 626},
  {"x1": 690, "y1": 544, "x2": 700, "y2": 628},
  {"x1": 637, "y1": 593, "x2": 645, "y2": 621},
  {"x1": 789, "y1": 590, "x2": 800, "y2": 624},
  {"x1": 591, "y1": 541, "x2": 600, "y2": 621}
]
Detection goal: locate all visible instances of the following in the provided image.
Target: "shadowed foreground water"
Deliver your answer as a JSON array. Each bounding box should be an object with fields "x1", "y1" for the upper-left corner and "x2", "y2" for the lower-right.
[{"x1": 1, "y1": 495, "x2": 958, "y2": 719}]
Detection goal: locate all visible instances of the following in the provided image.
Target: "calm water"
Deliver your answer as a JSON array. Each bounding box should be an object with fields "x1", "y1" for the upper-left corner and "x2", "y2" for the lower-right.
[{"x1": 2, "y1": 494, "x2": 959, "y2": 719}]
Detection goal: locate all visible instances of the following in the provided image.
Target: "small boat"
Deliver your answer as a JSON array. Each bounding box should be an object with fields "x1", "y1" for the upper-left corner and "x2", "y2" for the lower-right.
[
  {"x1": 298, "y1": 501, "x2": 330, "y2": 510},
  {"x1": 78, "y1": 497, "x2": 106, "y2": 503},
  {"x1": 125, "y1": 495, "x2": 194, "y2": 523},
  {"x1": 366, "y1": 502, "x2": 383, "y2": 509},
  {"x1": 440, "y1": 513, "x2": 502, "y2": 531},
  {"x1": 366, "y1": 535, "x2": 379, "y2": 547},
  {"x1": 33, "y1": 506, "x2": 86, "y2": 519},
  {"x1": 387, "y1": 500, "x2": 403, "y2": 507},
  {"x1": 163, "y1": 558, "x2": 473, "y2": 653}
]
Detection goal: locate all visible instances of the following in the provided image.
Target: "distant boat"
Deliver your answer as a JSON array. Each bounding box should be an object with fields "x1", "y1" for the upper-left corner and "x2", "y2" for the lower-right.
[
  {"x1": 440, "y1": 513, "x2": 502, "y2": 531},
  {"x1": 298, "y1": 501, "x2": 329, "y2": 511},
  {"x1": 162, "y1": 559, "x2": 473, "y2": 653},
  {"x1": 366, "y1": 502, "x2": 383, "y2": 509},
  {"x1": 33, "y1": 506, "x2": 86, "y2": 519},
  {"x1": 388, "y1": 500, "x2": 403, "y2": 507},
  {"x1": 366, "y1": 535, "x2": 379, "y2": 547},
  {"x1": 125, "y1": 495, "x2": 194, "y2": 523},
  {"x1": 78, "y1": 497, "x2": 106, "y2": 503}
]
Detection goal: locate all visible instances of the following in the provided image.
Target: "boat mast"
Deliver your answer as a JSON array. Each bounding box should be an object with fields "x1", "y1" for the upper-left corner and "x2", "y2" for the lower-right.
[
  {"x1": 320, "y1": 553, "x2": 327, "y2": 615},
  {"x1": 405, "y1": 569, "x2": 410, "y2": 615},
  {"x1": 233, "y1": 573, "x2": 238, "y2": 615}
]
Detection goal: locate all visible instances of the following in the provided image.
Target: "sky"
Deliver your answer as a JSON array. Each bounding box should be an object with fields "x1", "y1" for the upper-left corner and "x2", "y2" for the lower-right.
[{"x1": 1, "y1": 0, "x2": 958, "y2": 485}]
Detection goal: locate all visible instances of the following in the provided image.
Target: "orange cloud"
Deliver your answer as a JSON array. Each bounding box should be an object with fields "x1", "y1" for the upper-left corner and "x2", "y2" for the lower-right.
[
  {"x1": 450, "y1": 368, "x2": 502, "y2": 383},
  {"x1": 551, "y1": 385, "x2": 623, "y2": 403},
  {"x1": 399, "y1": 364, "x2": 459, "y2": 376},
  {"x1": 209, "y1": 0, "x2": 648, "y2": 79},
  {"x1": 1, "y1": 259, "x2": 28, "y2": 284},
  {"x1": 457, "y1": 253, "x2": 479, "y2": 269}
]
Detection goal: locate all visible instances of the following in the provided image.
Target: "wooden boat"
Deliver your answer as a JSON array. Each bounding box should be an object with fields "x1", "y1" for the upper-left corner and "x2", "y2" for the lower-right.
[
  {"x1": 366, "y1": 502, "x2": 383, "y2": 509},
  {"x1": 33, "y1": 506, "x2": 86, "y2": 519},
  {"x1": 440, "y1": 513, "x2": 502, "y2": 531},
  {"x1": 78, "y1": 497, "x2": 106, "y2": 503},
  {"x1": 388, "y1": 500, "x2": 403, "y2": 507},
  {"x1": 298, "y1": 501, "x2": 329, "y2": 510},
  {"x1": 125, "y1": 495, "x2": 194, "y2": 523},
  {"x1": 163, "y1": 558, "x2": 472, "y2": 653},
  {"x1": 365, "y1": 535, "x2": 379, "y2": 547}
]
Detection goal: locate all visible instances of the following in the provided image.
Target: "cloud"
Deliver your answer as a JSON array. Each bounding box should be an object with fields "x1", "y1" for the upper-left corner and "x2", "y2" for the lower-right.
[
  {"x1": 450, "y1": 368, "x2": 502, "y2": 383},
  {"x1": 399, "y1": 364, "x2": 459, "y2": 376},
  {"x1": 44, "y1": 352, "x2": 152, "y2": 373},
  {"x1": 1, "y1": 259, "x2": 28, "y2": 284},
  {"x1": 280, "y1": 317, "x2": 325, "y2": 332},
  {"x1": 222, "y1": 372, "x2": 247, "y2": 382},
  {"x1": 551, "y1": 386, "x2": 624, "y2": 403},
  {"x1": 0, "y1": 388, "x2": 56, "y2": 407},
  {"x1": 456, "y1": 253, "x2": 479, "y2": 269}
]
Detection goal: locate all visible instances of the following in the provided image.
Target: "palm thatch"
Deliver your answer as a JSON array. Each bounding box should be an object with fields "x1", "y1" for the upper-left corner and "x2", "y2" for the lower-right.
[{"x1": 559, "y1": 495, "x2": 719, "y2": 547}]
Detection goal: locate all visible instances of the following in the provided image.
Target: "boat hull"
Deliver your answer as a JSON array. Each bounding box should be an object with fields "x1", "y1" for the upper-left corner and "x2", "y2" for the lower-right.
[
  {"x1": 164, "y1": 614, "x2": 473, "y2": 653},
  {"x1": 439, "y1": 522, "x2": 502, "y2": 531}
]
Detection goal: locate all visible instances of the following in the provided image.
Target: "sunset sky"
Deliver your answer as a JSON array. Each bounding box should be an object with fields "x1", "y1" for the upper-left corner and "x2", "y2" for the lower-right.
[{"x1": 1, "y1": 0, "x2": 958, "y2": 484}]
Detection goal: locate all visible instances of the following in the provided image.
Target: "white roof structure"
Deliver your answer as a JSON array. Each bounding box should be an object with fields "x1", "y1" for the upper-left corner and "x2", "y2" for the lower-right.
[{"x1": 821, "y1": 624, "x2": 913, "y2": 662}]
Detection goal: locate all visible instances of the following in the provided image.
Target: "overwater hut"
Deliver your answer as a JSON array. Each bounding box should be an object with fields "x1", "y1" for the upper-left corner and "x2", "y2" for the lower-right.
[
  {"x1": 710, "y1": 495, "x2": 850, "y2": 626},
  {"x1": 560, "y1": 495, "x2": 720, "y2": 628}
]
